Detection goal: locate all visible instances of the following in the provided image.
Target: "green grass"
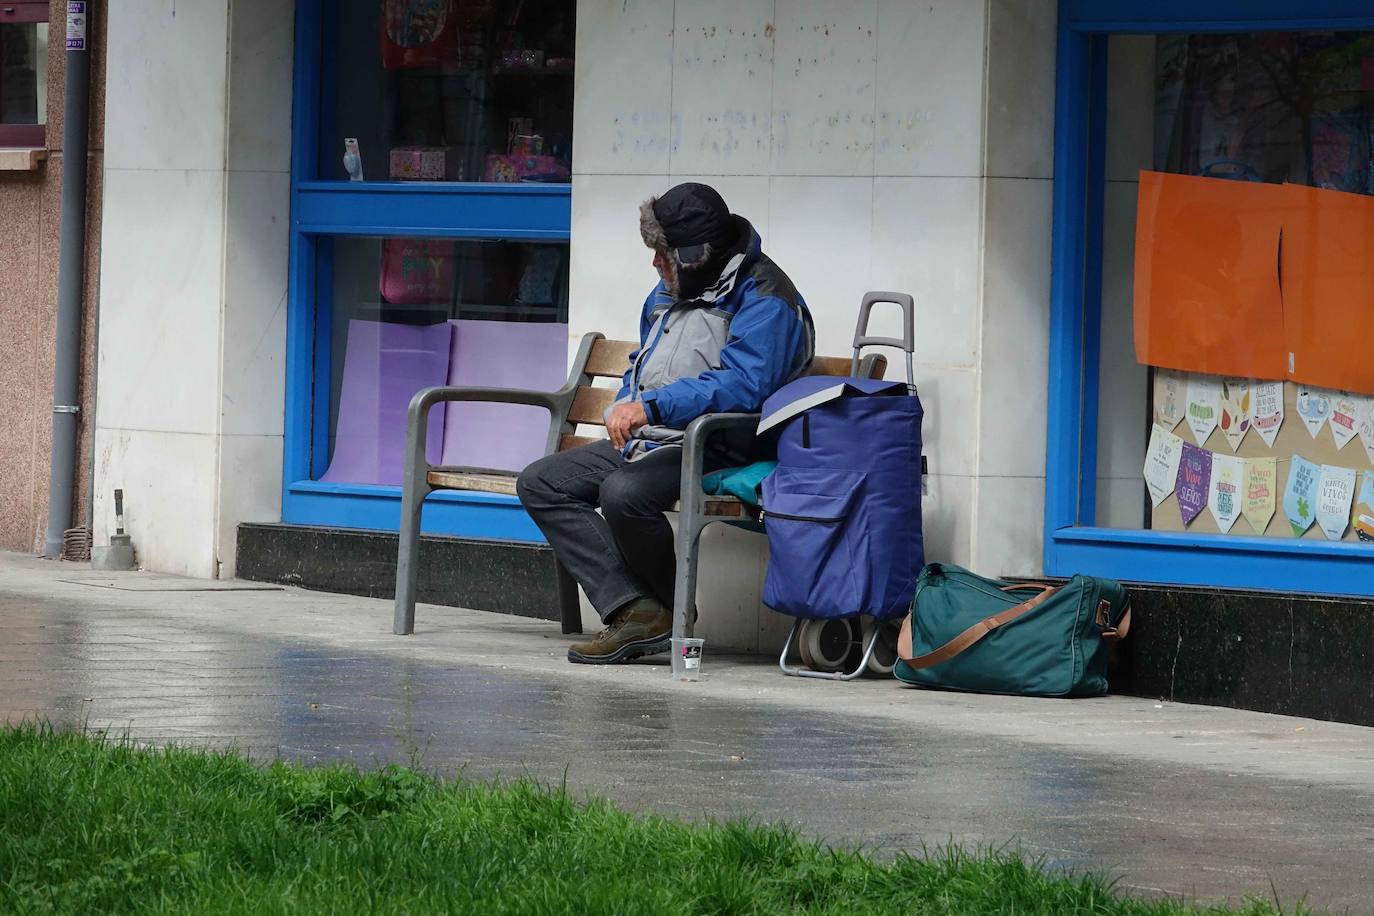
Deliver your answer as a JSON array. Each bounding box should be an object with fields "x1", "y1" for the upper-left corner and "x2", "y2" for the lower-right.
[{"x1": 0, "y1": 724, "x2": 1303, "y2": 915}]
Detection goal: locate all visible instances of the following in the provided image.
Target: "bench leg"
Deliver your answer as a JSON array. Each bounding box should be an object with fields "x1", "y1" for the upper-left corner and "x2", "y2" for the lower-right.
[
  {"x1": 555, "y1": 559, "x2": 582, "y2": 634},
  {"x1": 672, "y1": 511, "x2": 707, "y2": 642},
  {"x1": 393, "y1": 481, "x2": 427, "y2": 636}
]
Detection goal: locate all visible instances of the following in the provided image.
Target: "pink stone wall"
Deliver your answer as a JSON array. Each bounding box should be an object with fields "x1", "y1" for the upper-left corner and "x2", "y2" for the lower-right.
[{"x1": 0, "y1": 1, "x2": 106, "y2": 553}]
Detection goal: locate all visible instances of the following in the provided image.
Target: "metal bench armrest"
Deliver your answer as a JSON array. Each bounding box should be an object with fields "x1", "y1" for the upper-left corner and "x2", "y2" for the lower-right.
[{"x1": 679, "y1": 412, "x2": 762, "y2": 500}]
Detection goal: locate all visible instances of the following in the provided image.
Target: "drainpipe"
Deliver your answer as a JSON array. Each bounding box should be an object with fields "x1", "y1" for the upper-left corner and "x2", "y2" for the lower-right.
[{"x1": 42, "y1": 2, "x2": 93, "y2": 558}]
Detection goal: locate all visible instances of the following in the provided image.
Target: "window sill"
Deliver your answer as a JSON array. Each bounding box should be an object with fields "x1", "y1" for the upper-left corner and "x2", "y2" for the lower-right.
[{"x1": 0, "y1": 148, "x2": 47, "y2": 171}]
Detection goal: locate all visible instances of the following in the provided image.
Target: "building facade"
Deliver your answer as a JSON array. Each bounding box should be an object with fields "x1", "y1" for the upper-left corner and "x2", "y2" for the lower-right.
[
  {"x1": 0, "y1": 0, "x2": 105, "y2": 555},
  {"x1": 70, "y1": 1, "x2": 1374, "y2": 701}
]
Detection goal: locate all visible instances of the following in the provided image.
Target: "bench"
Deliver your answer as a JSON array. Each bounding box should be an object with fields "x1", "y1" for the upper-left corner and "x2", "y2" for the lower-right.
[{"x1": 392, "y1": 334, "x2": 886, "y2": 643}]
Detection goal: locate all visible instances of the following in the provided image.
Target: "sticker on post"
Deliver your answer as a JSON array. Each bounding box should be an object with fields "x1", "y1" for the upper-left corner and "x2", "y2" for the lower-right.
[{"x1": 66, "y1": 2, "x2": 87, "y2": 51}]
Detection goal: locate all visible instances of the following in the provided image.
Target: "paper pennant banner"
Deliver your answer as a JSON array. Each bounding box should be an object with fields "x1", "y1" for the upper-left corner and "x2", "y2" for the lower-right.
[
  {"x1": 1355, "y1": 396, "x2": 1374, "y2": 466},
  {"x1": 1242, "y1": 457, "x2": 1277, "y2": 534},
  {"x1": 1218, "y1": 378, "x2": 1250, "y2": 452},
  {"x1": 1153, "y1": 369, "x2": 1185, "y2": 431},
  {"x1": 1328, "y1": 393, "x2": 1360, "y2": 451},
  {"x1": 1186, "y1": 375, "x2": 1221, "y2": 445},
  {"x1": 1316, "y1": 464, "x2": 1357, "y2": 540},
  {"x1": 1284, "y1": 455, "x2": 1320, "y2": 536},
  {"x1": 1208, "y1": 453, "x2": 1244, "y2": 533},
  {"x1": 1296, "y1": 387, "x2": 1331, "y2": 440},
  {"x1": 1250, "y1": 381, "x2": 1284, "y2": 448},
  {"x1": 1354, "y1": 472, "x2": 1374, "y2": 543},
  {"x1": 1176, "y1": 442, "x2": 1211, "y2": 526},
  {"x1": 1143, "y1": 424, "x2": 1185, "y2": 508}
]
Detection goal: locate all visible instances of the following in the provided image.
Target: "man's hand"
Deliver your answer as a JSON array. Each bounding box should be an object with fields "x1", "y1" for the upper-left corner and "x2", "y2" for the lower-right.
[{"x1": 607, "y1": 401, "x2": 649, "y2": 449}]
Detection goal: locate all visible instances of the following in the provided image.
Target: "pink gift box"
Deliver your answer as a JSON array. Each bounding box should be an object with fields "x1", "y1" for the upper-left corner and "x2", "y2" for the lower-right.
[{"x1": 389, "y1": 146, "x2": 457, "y2": 181}]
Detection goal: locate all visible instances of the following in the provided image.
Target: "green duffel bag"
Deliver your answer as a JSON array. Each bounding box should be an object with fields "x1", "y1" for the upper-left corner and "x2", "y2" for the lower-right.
[{"x1": 893, "y1": 563, "x2": 1131, "y2": 697}]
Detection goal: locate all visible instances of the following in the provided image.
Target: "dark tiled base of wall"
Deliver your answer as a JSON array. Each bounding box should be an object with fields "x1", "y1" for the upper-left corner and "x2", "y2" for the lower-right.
[
  {"x1": 235, "y1": 523, "x2": 560, "y2": 622},
  {"x1": 1112, "y1": 583, "x2": 1374, "y2": 726},
  {"x1": 238, "y1": 523, "x2": 1374, "y2": 726}
]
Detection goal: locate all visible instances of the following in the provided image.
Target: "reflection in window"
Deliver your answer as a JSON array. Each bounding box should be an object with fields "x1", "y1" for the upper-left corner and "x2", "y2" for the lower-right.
[
  {"x1": 326, "y1": 0, "x2": 574, "y2": 182},
  {"x1": 0, "y1": 21, "x2": 47, "y2": 128},
  {"x1": 1154, "y1": 32, "x2": 1374, "y2": 193}
]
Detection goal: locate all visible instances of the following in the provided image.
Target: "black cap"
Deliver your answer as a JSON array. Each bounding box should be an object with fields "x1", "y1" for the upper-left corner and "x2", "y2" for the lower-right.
[{"x1": 651, "y1": 183, "x2": 735, "y2": 264}]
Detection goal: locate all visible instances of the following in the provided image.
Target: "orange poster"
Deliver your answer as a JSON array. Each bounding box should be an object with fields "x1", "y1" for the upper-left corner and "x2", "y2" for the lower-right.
[
  {"x1": 1279, "y1": 183, "x2": 1374, "y2": 396},
  {"x1": 1133, "y1": 171, "x2": 1288, "y2": 381}
]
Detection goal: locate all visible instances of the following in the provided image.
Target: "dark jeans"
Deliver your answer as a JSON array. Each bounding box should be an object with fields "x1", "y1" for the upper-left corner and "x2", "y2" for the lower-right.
[{"x1": 517, "y1": 440, "x2": 717, "y2": 622}]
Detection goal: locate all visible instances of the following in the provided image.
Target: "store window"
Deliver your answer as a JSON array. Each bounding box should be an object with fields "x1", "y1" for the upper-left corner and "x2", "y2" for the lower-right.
[
  {"x1": 1047, "y1": 3, "x2": 1374, "y2": 596},
  {"x1": 0, "y1": 2, "x2": 48, "y2": 148},
  {"x1": 283, "y1": 0, "x2": 574, "y2": 539}
]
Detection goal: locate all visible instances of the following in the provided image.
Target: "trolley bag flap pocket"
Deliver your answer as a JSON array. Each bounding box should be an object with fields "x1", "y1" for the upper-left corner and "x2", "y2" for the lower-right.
[
  {"x1": 762, "y1": 468, "x2": 864, "y2": 523},
  {"x1": 762, "y1": 469, "x2": 868, "y2": 618}
]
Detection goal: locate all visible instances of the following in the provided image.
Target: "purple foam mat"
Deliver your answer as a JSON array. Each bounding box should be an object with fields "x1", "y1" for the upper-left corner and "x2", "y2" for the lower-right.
[
  {"x1": 441, "y1": 319, "x2": 569, "y2": 472},
  {"x1": 321, "y1": 320, "x2": 454, "y2": 486}
]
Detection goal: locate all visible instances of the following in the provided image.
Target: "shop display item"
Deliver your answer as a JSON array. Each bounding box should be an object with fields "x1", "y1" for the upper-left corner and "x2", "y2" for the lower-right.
[
  {"x1": 1359, "y1": 398, "x2": 1374, "y2": 466},
  {"x1": 381, "y1": 0, "x2": 463, "y2": 70},
  {"x1": 379, "y1": 238, "x2": 457, "y2": 305},
  {"x1": 1297, "y1": 387, "x2": 1332, "y2": 439},
  {"x1": 482, "y1": 152, "x2": 570, "y2": 183},
  {"x1": 321, "y1": 320, "x2": 454, "y2": 486},
  {"x1": 343, "y1": 138, "x2": 364, "y2": 182},
  {"x1": 1219, "y1": 378, "x2": 1250, "y2": 451},
  {"x1": 1175, "y1": 441, "x2": 1210, "y2": 525},
  {"x1": 1143, "y1": 423, "x2": 1184, "y2": 507},
  {"x1": 440, "y1": 319, "x2": 568, "y2": 472},
  {"x1": 1354, "y1": 473, "x2": 1374, "y2": 543},
  {"x1": 389, "y1": 146, "x2": 459, "y2": 181},
  {"x1": 1316, "y1": 464, "x2": 1357, "y2": 540},
  {"x1": 1250, "y1": 381, "x2": 1284, "y2": 447},
  {"x1": 1185, "y1": 374, "x2": 1221, "y2": 445},
  {"x1": 1242, "y1": 457, "x2": 1277, "y2": 534},
  {"x1": 1208, "y1": 453, "x2": 1244, "y2": 534},
  {"x1": 1328, "y1": 392, "x2": 1361, "y2": 450},
  {"x1": 1153, "y1": 369, "x2": 1185, "y2": 430},
  {"x1": 1284, "y1": 455, "x2": 1320, "y2": 536}
]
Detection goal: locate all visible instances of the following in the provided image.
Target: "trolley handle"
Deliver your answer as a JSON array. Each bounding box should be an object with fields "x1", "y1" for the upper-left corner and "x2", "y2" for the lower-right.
[{"x1": 850, "y1": 291, "x2": 915, "y2": 387}]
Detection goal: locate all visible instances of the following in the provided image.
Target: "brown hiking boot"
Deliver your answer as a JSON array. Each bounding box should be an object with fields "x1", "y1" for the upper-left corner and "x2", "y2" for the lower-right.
[{"x1": 568, "y1": 602, "x2": 672, "y2": 664}]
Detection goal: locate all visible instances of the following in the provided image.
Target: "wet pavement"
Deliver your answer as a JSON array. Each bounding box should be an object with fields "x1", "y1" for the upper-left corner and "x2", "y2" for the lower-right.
[{"x1": 2, "y1": 552, "x2": 1372, "y2": 912}]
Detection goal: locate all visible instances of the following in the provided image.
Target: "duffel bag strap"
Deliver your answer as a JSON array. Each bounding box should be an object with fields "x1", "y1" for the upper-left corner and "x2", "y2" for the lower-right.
[
  {"x1": 898, "y1": 584, "x2": 1059, "y2": 669},
  {"x1": 1104, "y1": 601, "x2": 1131, "y2": 639}
]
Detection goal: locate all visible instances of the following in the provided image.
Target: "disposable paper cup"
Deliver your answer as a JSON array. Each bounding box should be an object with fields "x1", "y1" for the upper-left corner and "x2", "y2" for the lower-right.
[{"x1": 671, "y1": 637, "x2": 704, "y2": 681}]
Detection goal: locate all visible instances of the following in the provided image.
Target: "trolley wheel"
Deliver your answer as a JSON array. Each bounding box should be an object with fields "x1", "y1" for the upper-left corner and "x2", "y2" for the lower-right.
[
  {"x1": 796, "y1": 620, "x2": 817, "y2": 669},
  {"x1": 800, "y1": 617, "x2": 856, "y2": 673},
  {"x1": 863, "y1": 618, "x2": 902, "y2": 676}
]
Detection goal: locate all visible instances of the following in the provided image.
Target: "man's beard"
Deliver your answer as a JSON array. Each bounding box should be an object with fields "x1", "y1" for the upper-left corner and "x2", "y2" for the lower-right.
[{"x1": 662, "y1": 260, "x2": 681, "y2": 298}]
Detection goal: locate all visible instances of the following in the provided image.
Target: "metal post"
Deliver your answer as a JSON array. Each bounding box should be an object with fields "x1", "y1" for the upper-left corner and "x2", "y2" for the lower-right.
[{"x1": 42, "y1": 2, "x2": 93, "y2": 557}]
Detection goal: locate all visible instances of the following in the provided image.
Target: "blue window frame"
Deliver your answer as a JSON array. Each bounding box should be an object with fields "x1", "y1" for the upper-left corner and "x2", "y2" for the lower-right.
[
  {"x1": 1046, "y1": 0, "x2": 1374, "y2": 597},
  {"x1": 281, "y1": 0, "x2": 570, "y2": 542}
]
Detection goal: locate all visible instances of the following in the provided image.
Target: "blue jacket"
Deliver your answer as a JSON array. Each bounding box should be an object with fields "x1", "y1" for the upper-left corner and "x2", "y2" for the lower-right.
[{"x1": 613, "y1": 221, "x2": 814, "y2": 456}]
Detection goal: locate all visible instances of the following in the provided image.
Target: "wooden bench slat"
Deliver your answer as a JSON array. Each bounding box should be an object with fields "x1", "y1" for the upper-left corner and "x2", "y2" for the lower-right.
[
  {"x1": 808, "y1": 353, "x2": 887, "y2": 378},
  {"x1": 585, "y1": 340, "x2": 637, "y2": 379},
  {"x1": 568, "y1": 386, "x2": 617, "y2": 425},
  {"x1": 427, "y1": 471, "x2": 519, "y2": 495},
  {"x1": 559, "y1": 433, "x2": 603, "y2": 451}
]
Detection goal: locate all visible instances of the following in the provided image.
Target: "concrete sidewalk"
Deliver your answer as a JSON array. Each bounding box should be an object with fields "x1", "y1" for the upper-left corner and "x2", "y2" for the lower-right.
[{"x1": 2, "y1": 551, "x2": 1370, "y2": 911}]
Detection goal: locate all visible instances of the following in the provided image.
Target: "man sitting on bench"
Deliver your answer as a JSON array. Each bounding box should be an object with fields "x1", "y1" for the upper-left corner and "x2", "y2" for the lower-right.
[{"x1": 517, "y1": 182, "x2": 815, "y2": 665}]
